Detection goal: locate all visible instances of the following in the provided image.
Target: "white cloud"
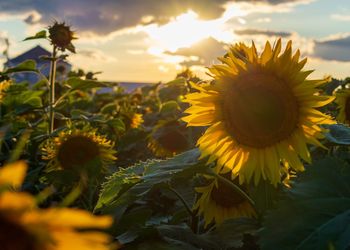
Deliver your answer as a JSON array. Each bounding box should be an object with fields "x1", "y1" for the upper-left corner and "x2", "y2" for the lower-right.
[{"x1": 331, "y1": 14, "x2": 350, "y2": 21}]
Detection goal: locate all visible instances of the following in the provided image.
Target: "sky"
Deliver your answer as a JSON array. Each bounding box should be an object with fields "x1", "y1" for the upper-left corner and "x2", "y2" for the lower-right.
[{"x1": 0, "y1": 0, "x2": 349, "y2": 83}]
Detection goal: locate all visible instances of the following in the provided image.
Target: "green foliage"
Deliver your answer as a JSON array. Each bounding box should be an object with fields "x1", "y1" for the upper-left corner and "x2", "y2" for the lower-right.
[
  {"x1": 156, "y1": 218, "x2": 258, "y2": 250},
  {"x1": 4, "y1": 60, "x2": 38, "y2": 74},
  {"x1": 96, "y1": 149, "x2": 202, "y2": 213},
  {"x1": 23, "y1": 30, "x2": 47, "y2": 41},
  {"x1": 2, "y1": 84, "x2": 43, "y2": 114},
  {"x1": 160, "y1": 100, "x2": 180, "y2": 115},
  {"x1": 66, "y1": 77, "x2": 110, "y2": 90},
  {"x1": 2, "y1": 25, "x2": 350, "y2": 249},
  {"x1": 260, "y1": 157, "x2": 350, "y2": 250},
  {"x1": 324, "y1": 124, "x2": 350, "y2": 145}
]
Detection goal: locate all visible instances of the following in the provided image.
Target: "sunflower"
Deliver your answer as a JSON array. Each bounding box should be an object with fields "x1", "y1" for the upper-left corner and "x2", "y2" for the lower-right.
[
  {"x1": 194, "y1": 175, "x2": 256, "y2": 227},
  {"x1": 182, "y1": 39, "x2": 334, "y2": 185},
  {"x1": 42, "y1": 125, "x2": 117, "y2": 171},
  {"x1": 335, "y1": 88, "x2": 350, "y2": 124},
  {"x1": 148, "y1": 119, "x2": 189, "y2": 157},
  {"x1": 130, "y1": 113, "x2": 144, "y2": 129},
  {"x1": 0, "y1": 161, "x2": 27, "y2": 188},
  {"x1": 0, "y1": 79, "x2": 11, "y2": 102},
  {"x1": 0, "y1": 161, "x2": 117, "y2": 250},
  {"x1": 48, "y1": 21, "x2": 76, "y2": 53}
]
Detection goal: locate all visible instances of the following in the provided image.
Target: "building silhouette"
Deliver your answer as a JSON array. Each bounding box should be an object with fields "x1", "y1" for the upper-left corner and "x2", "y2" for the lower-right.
[{"x1": 4, "y1": 45, "x2": 71, "y2": 84}]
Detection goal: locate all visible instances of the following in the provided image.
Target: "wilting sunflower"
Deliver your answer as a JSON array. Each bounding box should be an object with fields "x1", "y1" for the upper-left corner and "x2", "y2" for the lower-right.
[
  {"x1": 335, "y1": 88, "x2": 350, "y2": 124},
  {"x1": 130, "y1": 113, "x2": 144, "y2": 129},
  {"x1": 182, "y1": 39, "x2": 334, "y2": 185},
  {"x1": 48, "y1": 21, "x2": 76, "y2": 53},
  {"x1": 148, "y1": 119, "x2": 189, "y2": 157},
  {"x1": 0, "y1": 161, "x2": 117, "y2": 250},
  {"x1": 42, "y1": 126, "x2": 117, "y2": 171},
  {"x1": 194, "y1": 175, "x2": 255, "y2": 226}
]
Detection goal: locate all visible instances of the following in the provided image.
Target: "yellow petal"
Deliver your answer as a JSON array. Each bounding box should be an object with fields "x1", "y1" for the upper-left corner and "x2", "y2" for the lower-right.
[{"x1": 0, "y1": 161, "x2": 27, "y2": 188}]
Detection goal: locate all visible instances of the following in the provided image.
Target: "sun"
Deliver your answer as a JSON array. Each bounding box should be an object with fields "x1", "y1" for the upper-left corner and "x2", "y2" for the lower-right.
[{"x1": 143, "y1": 10, "x2": 237, "y2": 53}]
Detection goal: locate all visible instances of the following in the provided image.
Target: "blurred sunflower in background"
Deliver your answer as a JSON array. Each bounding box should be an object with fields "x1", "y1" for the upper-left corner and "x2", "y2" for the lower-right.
[
  {"x1": 0, "y1": 161, "x2": 117, "y2": 250},
  {"x1": 183, "y1": 39, "x2": 334, "y2": 186},
  {"x1": 130, "y1": 113, "x2": 144, "y2": 129},
  {"x1": 335, "y1": 88, "x2": 350, "y2": 125},
  {"x1": 0, "y1": 79, "x2": 11, "y2": 102},
  {"x1": 42, "y1": 125, "x2": 117, "y2": 172},
  {"x1": 148, "y1": 119, "x2": 189, "y2": 158},
  {"x1": 194, "y1": 175, "x2": 256, "y2": 227}
]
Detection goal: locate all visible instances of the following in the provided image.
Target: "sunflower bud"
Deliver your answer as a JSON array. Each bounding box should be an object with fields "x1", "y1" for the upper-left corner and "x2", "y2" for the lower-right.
[{"x1": 48, "y1": 21, "x2": 76, "y2": 53}]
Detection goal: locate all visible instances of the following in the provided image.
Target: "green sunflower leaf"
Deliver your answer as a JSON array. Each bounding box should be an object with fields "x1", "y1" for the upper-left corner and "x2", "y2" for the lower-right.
[
  {"x1": 94, "y1": 162, "x2": 144, "y2": 212},
  {"x1": 66, "y1": 77, "x2": 109, "y2": 90},
  {"x1": 160, "y1": 101, "x2": 180, "y2": 115},
  {"x1": 157, "y1": 218, "x2": 258, "y2": 250},
  {"x1": 23, "y1": 30, "x2": 47, "y2": 41},
  {"x1": 260, "y1": 157, "x2": 350, "y2": 250},
  {"x1": 324, "y1": 124, "x2": 350, "y2": 145},
  {"x1": 107, "y1": 118, "x2": 125, "y2": 133},
  {"x1": 4, "y1": 59, "x2": 38, "y2": 74},
  {"x1": 95, "y1": 149, "x2": 204, "y2": 215}
]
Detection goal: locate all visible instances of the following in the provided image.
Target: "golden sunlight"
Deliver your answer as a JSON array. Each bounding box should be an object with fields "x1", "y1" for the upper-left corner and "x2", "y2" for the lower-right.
[{"x1": 142, "y1": 10, "x2": 240, "y2": 53}]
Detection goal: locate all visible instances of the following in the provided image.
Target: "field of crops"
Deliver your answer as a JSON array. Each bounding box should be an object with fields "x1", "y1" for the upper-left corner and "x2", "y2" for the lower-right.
[{"x1": 0, "y1": 22, "x2": 350, "y2": 250}]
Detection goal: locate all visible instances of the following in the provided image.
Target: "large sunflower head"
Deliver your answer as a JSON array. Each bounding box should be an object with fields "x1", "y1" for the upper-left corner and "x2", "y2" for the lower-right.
[
  {"x1": 148, "y1": 119, "x2": 189, "y2": 158},
  {"x1": 335, "y1": 88, "x2": 350, "y2": 125},
  {"x1": 182, "y1": 39, "x2": 334, "y2": 186},
  {"x1": 0, "y1": 162, "x2": 117, "y2": 250},
  {"x1": 42, "y1": 125, "x2": 117, "y2": 172},
  {"x1": 194, "y1": 175, "x2": 256, "y2": 227}
]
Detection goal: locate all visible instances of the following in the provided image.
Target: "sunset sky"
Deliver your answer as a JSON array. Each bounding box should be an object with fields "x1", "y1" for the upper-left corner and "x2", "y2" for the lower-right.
[{"x1": 0, "y1": 0, "x2": 349, "y2": 83}]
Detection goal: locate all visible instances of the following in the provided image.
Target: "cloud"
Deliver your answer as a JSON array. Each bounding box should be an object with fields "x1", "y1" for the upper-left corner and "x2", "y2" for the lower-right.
[
  {"x1": 255, "y1": 17, "x2": 272, "y2": 23},
  {"x1": 0, "y1": 0, "x2": 314, "y2": 35},
  {"x1": 73, "y1": 48, "x2": 117, "y2": 62},
  {"x1": 165, "y1": 37, "x2": 227, "y2": 66},
  {"x1": 163, "y1": 30, "x2": 315, "y2": 69},
  {"x1": 234, "y1": 28, "x2": 291, "y2": 37},
  {"x1": 331, "y1": 14, "x2": 350, "y2": 21},
  {"x1": 313, "y1": 34, "x2": 350, "y2": 61}
]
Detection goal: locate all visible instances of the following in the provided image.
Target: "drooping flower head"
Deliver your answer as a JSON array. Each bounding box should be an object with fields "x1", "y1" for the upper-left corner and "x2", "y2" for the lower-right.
[
  {"x1": 0, "y1": 161, "x2": 117, "y2": 250},
  {"x1": 335, "y1": 88, "x2": 350, "y2": 125},
  {"x1": 48, "y1": 21, "x2": 76, "y2": 53},
  {"x1": 148, "y1": 119, "x2": 189, "y2": 158},
  {"x1": 42, "y1": 125, "x2": 117, "y2": 172},
  {"x1": 182, "y1": 39, "x2": 334, "y2": 185},
  {"x1": 194, "y1": 175, "x2": 256, "y2": 227}
]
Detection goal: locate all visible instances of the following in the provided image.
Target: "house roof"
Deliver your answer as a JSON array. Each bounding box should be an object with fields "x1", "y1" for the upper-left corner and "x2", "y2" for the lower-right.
[
  {"x1": 5, "y1": 45, "x2": 71, "y2": 66},
  {"x1": 7, "y1": 45, "x2": 50, "y2": 64}
]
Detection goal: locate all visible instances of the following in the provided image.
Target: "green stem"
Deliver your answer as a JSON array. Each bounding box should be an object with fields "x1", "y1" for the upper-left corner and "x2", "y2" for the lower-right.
[
  {"x1": 209, "y1": 169, "x2": 256, "y2": 207},
  {"x1": 167, "y1": 184, "x2": 199, "y2": 233},
  {"x1": 49, "y1": 45, "x2": 57, "y2": 135},
  {"x1": 168, "y1": 184, "x2": 193, "y2": 217}
]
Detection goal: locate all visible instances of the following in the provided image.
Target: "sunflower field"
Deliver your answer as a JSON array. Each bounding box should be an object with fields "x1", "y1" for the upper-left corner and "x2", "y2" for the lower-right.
[{"x1": 1, "y1": 22, "x2": 350, "y2": 250}]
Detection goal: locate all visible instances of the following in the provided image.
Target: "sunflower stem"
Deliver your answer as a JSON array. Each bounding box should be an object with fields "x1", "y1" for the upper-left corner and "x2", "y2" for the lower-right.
[
  {"x1": 49, "y1": 45, "x2": 57, "y2": 136},
  {"x1": 167, "y1": 184, "x2": 193, "y2": 216},
  {"x1": 167, "y1": 183, "x2": 200, "y2": 233},
  {"x1": 209, "y1": 170, "x2": 256, "y2": 207}
]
